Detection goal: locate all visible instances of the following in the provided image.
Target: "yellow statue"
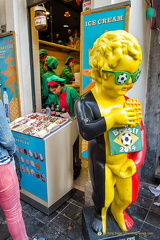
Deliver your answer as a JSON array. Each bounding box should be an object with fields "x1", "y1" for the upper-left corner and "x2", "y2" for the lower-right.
[{"x1": 75, "y1": 30, "x2": 146, "y2": 235}]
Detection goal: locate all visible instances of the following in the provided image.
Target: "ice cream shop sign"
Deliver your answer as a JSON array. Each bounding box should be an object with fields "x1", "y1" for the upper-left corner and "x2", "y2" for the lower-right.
[
  {"x1": 85, "y1": 15, "x2": 124, "y2": 26},
  {"x1": 81, "y1": 5, "x2": 130, "y2": 159}
]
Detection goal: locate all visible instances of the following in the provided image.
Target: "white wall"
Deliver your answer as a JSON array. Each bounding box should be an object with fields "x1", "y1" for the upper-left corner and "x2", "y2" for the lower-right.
[
  {"x1": 92, "y1": 0, "x2": 151, "y2": 116},
  {"x1": 1, "y1": 0, "x2": 33, "y2": 116},
  {"x1": 127, "y1": 0, "x2": 151, "y2": 115},
  {"x1": 0, "y1": 0, "x2": 6, "y2": 29}
]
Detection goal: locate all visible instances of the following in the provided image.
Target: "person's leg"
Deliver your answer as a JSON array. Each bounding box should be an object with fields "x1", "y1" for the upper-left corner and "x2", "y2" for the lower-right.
[{"x1": 0, "y1": 163, "x2": 28, "y2": 240}]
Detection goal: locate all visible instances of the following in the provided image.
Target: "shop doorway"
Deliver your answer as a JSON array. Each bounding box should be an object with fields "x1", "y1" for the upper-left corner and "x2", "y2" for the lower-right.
[{"x1": 28, "y1": 0, "x2": 82, "y2": 111}]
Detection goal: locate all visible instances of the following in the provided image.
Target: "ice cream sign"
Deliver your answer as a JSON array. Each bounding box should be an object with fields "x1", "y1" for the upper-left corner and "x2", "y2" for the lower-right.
[
  {"x1": 82, "y1": 6, "x2": 128, "y2": 93},
  {"x1": 81, "y1": 5, "x2": 130, "y2": 159},
  {"x1": 85, "y1": 15, "x2": 124, "y2": 27}
]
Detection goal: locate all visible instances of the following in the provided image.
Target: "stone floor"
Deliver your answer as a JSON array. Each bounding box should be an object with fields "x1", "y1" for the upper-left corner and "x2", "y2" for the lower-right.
[
  {"x1": 0, "y1": 189, "x2": 85, "y2": 240},
  {"x1": 1, "y1": 159, "x2": 160, "y2": 240}
]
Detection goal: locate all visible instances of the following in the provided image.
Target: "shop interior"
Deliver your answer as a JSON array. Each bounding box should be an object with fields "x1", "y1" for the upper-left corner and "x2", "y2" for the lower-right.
[
  {"x1": 39, "y1": 0, "x2": 82, "y2": 46},
  {"x1": 34, "y1": 0, "x2": 82, "y2": 87},
  {"x1": 29, "y1": 0, "x2": 87, "y2": 193}
]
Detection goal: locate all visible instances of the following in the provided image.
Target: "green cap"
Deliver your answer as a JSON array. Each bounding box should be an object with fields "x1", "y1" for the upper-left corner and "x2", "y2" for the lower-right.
[
  {"x1": 39, "y1": 49, "x2": 48, "y2": 58},
  {"x1": 65, "y1": 56, "x2": 76, "y2": 65},
  {"x1": 47, "y1": 75, "x2": 65, "y2": 85},
  {"x1": 46, "y1": 56, "x2": 58, "y2": 69}
]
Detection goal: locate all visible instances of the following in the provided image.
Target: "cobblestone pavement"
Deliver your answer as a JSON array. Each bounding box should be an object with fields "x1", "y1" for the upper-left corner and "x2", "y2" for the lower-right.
[{"x1": 1, "y1": 183, "x2": 160, "y2": 240}]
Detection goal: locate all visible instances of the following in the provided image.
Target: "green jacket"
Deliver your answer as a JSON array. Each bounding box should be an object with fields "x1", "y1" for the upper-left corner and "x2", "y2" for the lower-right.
[
  {"x1": 53, "y1": 85, "x2": 79, "y2": 117},
  {"x1": 61, "y1": 65, "x2": 74, "y2": 84},
  {"x1": 41, "y1": 70, "x2": 58, "y2": 106},
  {"x1": 40, "y1": 62, "x2": 45, "y2": 77}
]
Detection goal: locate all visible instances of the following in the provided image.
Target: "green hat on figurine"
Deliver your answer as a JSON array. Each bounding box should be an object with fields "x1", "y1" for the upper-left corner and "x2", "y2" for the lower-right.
[
  {"x1": 46, "y1": 56, "x2": 58, "y2": 69},
  {"x1": 39, "y1": 49, "x2": 48, "y2": 58},
  {"x1": 47, "y1": 75, "x2": 65, "y2": 85},
  {"x1": 65, "y1": 56, "x2": 76, "y2": 65}
]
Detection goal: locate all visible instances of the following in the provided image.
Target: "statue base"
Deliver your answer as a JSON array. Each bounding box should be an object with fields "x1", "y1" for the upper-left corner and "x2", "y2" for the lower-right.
[{"x1": 82, "y1": 206, "x2": 139, "y2": 240}]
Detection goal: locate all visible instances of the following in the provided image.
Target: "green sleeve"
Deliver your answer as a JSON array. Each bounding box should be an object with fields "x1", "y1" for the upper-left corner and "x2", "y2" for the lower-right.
[
  {"x1": 63, "y1": 67, "x2": 74, "y2": 78},
  {"x1": 41, "y1": 75, "x2": 49, "y2": 106},
  {"x1": 70, "y1": 87, "x2": 80, "y2": 102},
  {"x1": 62, "y1": 66, "x2": 74, "y2": 84},
  {"x1": 40, "y1": 64, "x2": 45, "y2": 77},
  {"x1": 67, "y1": 87, "x2": 80, "y2": 117}
]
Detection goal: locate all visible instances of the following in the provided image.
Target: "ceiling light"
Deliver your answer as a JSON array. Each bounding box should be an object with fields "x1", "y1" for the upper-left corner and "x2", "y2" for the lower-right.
[{"x1": 63, "y1": 25, "x2": 69, "y2": 27}]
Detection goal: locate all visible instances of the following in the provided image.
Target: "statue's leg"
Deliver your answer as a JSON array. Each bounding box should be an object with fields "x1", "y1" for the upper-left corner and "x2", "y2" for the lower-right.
[
  {"x1": 89, "y1": 158, "x2": 115, "y2": 234},
  {"x1": 88, "y1": 140, "x2": 116, "y2": 234},
  {"x1": 111, "y1": 172, "x2": 139, "y2": 231}
]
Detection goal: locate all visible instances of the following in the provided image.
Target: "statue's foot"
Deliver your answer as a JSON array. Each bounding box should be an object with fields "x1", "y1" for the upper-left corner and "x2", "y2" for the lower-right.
[
  {"x1": 91, "y1": 211, "x2": 107, "y2": 235},
  {"x1": 123, "y1": 211, "x2": 134, "y2": 230},
  {"x1": 92, "y1": 216, "x2": 103, "y2": 235},
  {"x1": 111, "y1": 206, "x2": 134, "y2": 231}
]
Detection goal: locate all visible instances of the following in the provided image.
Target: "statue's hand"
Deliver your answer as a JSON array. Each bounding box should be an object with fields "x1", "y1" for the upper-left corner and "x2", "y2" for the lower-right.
[
  {"x1": 113, "y1": 108, "x2": 137, "y2": 127},
  {"x1": 108, "y1": 159, "x2": 136, "y2": 178},
  {"x1": 105, "y1": 108, "x2": 138, "y2": 130},
  {"x1": 119, "y1": 159, "x2": 137, "y2": 178}
]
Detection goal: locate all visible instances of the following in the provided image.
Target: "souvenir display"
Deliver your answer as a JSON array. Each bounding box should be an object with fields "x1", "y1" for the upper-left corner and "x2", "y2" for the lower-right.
[{"x1": 10, "y1": 113, "x2": 68, "y2": 138}]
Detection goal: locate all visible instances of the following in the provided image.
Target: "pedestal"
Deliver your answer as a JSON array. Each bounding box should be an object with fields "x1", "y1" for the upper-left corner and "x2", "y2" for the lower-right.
[{"x1": 82, "y1": 206, "x2": 139, "y2": 240}]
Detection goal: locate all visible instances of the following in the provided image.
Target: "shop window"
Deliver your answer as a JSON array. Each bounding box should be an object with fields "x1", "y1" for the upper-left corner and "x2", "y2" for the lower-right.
[{"x1": 38, "y1": 0, "x2": 82, "y2": 48}]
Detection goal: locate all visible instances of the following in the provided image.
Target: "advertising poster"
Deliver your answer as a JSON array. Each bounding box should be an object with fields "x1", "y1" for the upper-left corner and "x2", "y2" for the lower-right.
[
  {"x1": 0, "y1": 32, "x2": 20, "y2": 122},
  {"x1": 80, "y1": 5, "x2": 130, "y2": 159},
  {"x1": 12, "y1": 131, "x2": 47, "y2": 202}
]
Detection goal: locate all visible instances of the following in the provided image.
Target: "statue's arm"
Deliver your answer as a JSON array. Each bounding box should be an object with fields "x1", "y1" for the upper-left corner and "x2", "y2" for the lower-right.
[
  {"x1": 127, "y1": 121, "x2": 147, "y2": 169},
  {"x1": 75, "y1": 99, "x2": 106, "y2": 141}
]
